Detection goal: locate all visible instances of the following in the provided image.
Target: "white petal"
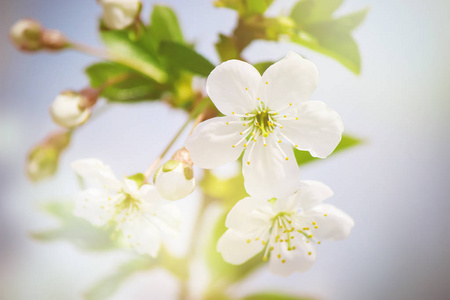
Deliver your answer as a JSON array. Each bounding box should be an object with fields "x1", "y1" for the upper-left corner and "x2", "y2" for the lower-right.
[
  {"x1": 243, "y1": 138, "x2": 300, "y2": 199},
  {"x1": 140, "y1": 185, "x2": 182, "y2": 236},
  {"x1": 280, "y1": 101, "x2": 344, "y2": 158},
  {"x1": 206, "y1": 60, "x2": 260, "y2": 115},
  {"x1": 304, "y1": 203, "x2": 354, "y2": 241},
  {"x1": 217, "y1": 229, "x2": 265, "y2": 265},
  {"x1": 121, "y1": 215, "x2": 161, "y2": 257},
  {"x1": 71, "y1": 159, "x2": 121, "y2": 190},
  {"x1": 225, "y1": 197, "x2": 274, "y2": 233},
  {"x1": 185, "y1": 116, "x2": 245, "y2": 169},
  {"x1": 295, "y1": 180, "x2": 334, "y2": 211},
  {"x1": 122, "y1": 177, "x2": 141, "y2": 198},
  {"x1": 268, "y1": 233, "x2": 316, "y2": 276},
  {"x1": 259, "y1": 52, "x2": 318, "y2": 110},
  {"x1": 74, "y1": 188, "x2": 120, "y2": 226}
]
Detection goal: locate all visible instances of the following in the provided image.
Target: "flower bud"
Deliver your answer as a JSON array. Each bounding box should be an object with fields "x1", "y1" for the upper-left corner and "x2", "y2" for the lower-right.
[
  {"x1": 98, "y1": 0, "x2": 141, "y2": 30},
  {"x1": 154, "y1": 149, "x2": 195, "y2": 201},
  {"x1": 49, "y1": 90, "x2": 96, "y2": 128},
  {"x1": 26, "y1": 131, "x2": 71, "y2": 182},
  {"x1": 9, "y1": 19, "x2": 43, "y2": 52}
]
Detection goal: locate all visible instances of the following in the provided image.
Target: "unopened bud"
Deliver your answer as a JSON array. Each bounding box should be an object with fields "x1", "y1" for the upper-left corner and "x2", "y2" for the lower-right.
[
  {"x1": 98, "y1": 0, "x2": 142, "y2": 30},
  {"x1": 154, "y1": 149, "x2": 195, "y2": 200},
  {"x1": 50, "y1": 89, "x2": 97, "y2": 128},
  {"x1": 9, "y1": 19, "x2": 43, "y2": 52},
  {"x1": 26, "y1": 131, "x2": 71, "y2": 181}
]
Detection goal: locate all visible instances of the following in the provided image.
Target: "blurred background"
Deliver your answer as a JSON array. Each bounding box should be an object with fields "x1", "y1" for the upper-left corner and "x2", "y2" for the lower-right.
[{"x1": 1, "y1": 0, "x2": 450, "y2": 299}]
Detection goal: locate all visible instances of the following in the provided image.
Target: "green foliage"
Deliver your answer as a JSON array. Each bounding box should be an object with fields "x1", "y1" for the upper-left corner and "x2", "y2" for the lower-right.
[
  {"x1": 85, "y1": 62, "x2": 163, "y2": 102},
  {"x1": 32, "y1": 201, "x2": 118, "y2": 251},
  {"x1": 289, "y1": 1, "x2": 369, "y2": 74},
  {"x1": 294, "y1": 134, "x2": 362, "y2": 166},
  {"x1": 243, "y1": 292, "x2": 317, "y2": 300},
  {"x1": 159, "y1": 41, "x2": 215, "y2": 77},
  {"x1": 147, "y1": 5, "x2": 184, "y2": 46},
  {"x1": 100, "y1": 30, "x2": 167, "y2": 83},
  {"x1": 214, "y1": 0, "x2": 274, "y2": 15}
]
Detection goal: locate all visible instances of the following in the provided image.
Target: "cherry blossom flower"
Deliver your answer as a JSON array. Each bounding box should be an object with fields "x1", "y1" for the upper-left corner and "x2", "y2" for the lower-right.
[
  {"x1": 186, "y1": 52, "x2": 343, "y2": 199},
  {"x1": 217, "y1": 180, "x2": 354, "y2": 276},
  {"x1": 72, "y1": 159, "x2": 181, "y2": 257}
]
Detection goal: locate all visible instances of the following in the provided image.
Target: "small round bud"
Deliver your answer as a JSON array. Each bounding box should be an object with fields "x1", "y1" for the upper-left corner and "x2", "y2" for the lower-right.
[
  {"x1": 98, "y1": 0, "x2": 142, "y2": 30},
  {"x1": 154, "y1": 160, "x2": 195, "y2": 200},
  {"x1": 9, "y1": 19, "x2": 43, "y2": 52},
  {"x1": 50, "y1": 91, "x2": 92, "y2": 128}
]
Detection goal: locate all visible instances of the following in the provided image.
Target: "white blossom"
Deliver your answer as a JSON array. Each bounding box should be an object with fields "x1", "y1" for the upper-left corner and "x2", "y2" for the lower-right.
[
  {"x1": 217, "y1": 181, "x2": 354, "y2": 276},
  {"x1": 98, "y1": 0, "x2": 141, "y2": 30},
  {"x1": 186, "y1": 52, "x2": 343, "y2": 199},
  {"x1": 72, "y1": 159, "x2": 181, "y2": 257},
  {"x1": 50, "y1": 91, "x2": 91, "y2": 128}
]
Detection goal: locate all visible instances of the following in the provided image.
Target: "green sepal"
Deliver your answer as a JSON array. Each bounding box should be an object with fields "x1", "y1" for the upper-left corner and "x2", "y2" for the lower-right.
[
  {"x1": 183, "y1": 166, "x2": 194, "y2": 180},
  {"x1": 162, "y1": 160, "x2": 180, "y2": 172},
  {"x1": 126, "y1": 173, "x2": 146, "y2": 187}
]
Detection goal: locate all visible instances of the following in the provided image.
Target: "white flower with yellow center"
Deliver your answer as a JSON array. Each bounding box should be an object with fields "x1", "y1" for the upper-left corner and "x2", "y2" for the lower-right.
[
  {"x1": 71, "y1": 159, "x2": 181, "y2": 257},
  {"x1": 186, "y1": 52, "x2": 344, "y2": 199},
  {"x1": 217, "y1": 181, "x2": 354, "y2": 276}
]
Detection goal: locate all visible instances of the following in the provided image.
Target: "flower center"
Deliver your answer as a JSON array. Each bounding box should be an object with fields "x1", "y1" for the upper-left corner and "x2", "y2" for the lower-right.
[{"x1": 116, "y1": 192, "x2": 141, "y2": 216}]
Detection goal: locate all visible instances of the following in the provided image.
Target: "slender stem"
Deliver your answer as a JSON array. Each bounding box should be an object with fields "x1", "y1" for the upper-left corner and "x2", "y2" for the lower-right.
[
  {"x1": 143, "y1": 98, "x2": 210, "y2": 180},
  {"x1": 69, "y1": 41, "x2": 110, "y2": 60}
]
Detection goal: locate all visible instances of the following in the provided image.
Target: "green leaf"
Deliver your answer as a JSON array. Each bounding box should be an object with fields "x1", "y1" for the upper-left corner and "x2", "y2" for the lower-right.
[
  {"x1": 32, "y1": 201, "x2": 118, "y2": 251},
  {"x1": 289, "y1": 1, "x2": 368, "y2": 74},
  {"x1": 246, "y1": 0, "x2": 274, "y2": 14},
  {"x1": 243, "y1": 292, "x2": 317, "y2": 300},
  {"x1": 291, "y1": 0, "x2": 344, "y2": 23},
  {"x1": 159, "y1": 41, "x2": 215, "y2": 77},
  {"x1": 148, "y1": 5, "x2": 184, "y2": 45},
  {"x1": 100, "y1": 30, "x2": 167, "y2": 83},
  {"x1": 84, "y1": 257, "x2": 156, "y2": 300},
  {"x1": 294, "y1": 134, "x2": 362, "y2": 166},
  {"x1": 85, "y1": 62, "x2": 163, "y2": 102}
]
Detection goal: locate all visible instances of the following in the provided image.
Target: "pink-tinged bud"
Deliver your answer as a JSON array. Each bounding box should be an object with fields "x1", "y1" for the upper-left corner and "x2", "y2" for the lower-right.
[{"x1": 9, "y1": 19, "x2": 43, "y2": 52}]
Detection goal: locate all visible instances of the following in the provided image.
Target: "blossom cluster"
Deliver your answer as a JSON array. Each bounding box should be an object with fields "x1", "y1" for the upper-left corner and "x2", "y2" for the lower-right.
[{"x1": 73, "y1": 51, "x2": 353, "y2": 276}]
